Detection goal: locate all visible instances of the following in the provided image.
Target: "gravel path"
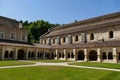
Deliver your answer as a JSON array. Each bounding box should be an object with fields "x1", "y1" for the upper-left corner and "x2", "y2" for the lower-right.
[{"x1": 0, "y1": 61, "x2": 120, "y2": 72}]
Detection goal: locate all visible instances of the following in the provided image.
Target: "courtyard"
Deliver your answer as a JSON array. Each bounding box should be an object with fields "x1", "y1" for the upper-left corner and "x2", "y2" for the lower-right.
[{"x1": 0, "y1": 60, "x2": 120, "y2": 80}]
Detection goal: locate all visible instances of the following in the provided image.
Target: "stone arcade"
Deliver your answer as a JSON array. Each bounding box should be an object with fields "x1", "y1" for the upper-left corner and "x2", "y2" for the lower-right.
[{"x1": 1, "y1": 12, "x2": 120, "y2": 63}]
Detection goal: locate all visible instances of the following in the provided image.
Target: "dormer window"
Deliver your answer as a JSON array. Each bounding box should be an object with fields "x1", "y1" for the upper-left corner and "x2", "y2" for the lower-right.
[
  {"x1": 109, "y1": 31, "x2": 114, "y2": 38},
  {"x1": 11, "y1": 33, "x2": 16, "y2": 39},
  {"x1": 75, "y1": 35, "x2": 78, "y2": 42},
  {"x1": 53, "y1": 38, "x2": 55, "y2": 44},
  {"x1": 90, "y1": 33, "x2": 94, "y2": 40},
  {"x1": 0, "y1": 32, "x2": 4, "y2": 38},
  {"x1": 21, "y1": 35, "x2": 26, "y2": 41}
]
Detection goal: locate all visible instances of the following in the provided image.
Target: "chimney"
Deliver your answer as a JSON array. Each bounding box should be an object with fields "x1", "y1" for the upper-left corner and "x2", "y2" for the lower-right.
[{"x1": 19, "y1": 23, "x2": 23, "y2": 28}]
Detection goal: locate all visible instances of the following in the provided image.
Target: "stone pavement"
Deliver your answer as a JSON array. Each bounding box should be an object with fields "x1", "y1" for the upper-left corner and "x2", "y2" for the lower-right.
[{"x1": 0, "y1": 61, "x2": 120, "y2": 72}]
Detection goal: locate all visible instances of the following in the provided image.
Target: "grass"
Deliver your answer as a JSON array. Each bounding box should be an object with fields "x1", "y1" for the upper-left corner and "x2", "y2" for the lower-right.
[
  {"x1": 69, "y1": 62, "x2": 120, "y2": 69},
  {"x1": 0, "y1": 60, "x2": 35, "y2": 67},
  {"x1": 28, "y1": 60, "x2": 73, "y2": 63},
  {"x1": 0, "y1": 66, "x2": 120, "y2": 80}
]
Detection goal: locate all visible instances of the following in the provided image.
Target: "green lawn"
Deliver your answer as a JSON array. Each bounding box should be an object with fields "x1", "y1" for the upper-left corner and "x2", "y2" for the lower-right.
[
  {"x1": 0, "y1": 61, "x2": 35, "y2": 67},
  {"x1": 0, "y1": 66, "x2": 120, "y2": 80},
  {"x1": 28, "y1": 60, "x2": 73, "y2": 63},
  {"x1": 69, "y1": 62, "x2": 120, "y2": 69}
]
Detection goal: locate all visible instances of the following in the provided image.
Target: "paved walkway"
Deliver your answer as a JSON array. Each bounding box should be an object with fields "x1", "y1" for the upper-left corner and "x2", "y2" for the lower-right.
[{"x1": 0, "y1": 61, "x2": 120, "y2": 72}]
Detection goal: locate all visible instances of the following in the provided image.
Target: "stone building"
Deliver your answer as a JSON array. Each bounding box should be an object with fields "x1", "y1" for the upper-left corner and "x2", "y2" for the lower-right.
[
  {"x1": 40, "y1": 12, "x2": 120, "y2": 63},
  {"x1": 0, "y1": 16, "x2": 52, "y2": 60},
  {"x1": 1, "y1": 12, "x2": 120, "y2": 63}
]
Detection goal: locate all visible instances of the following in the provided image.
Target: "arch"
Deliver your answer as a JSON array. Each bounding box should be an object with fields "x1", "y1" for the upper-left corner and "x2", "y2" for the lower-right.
[
  {"x1": 10, "y1": 51, "x2": 13, "y2": 58},
  {"x1": 109, "y1": 31, "x2": 114, "y2": 38},
  {"x1": 17, "y1": 49, "x2": 25, "y2": 60},
  {"x1": 31, "y1": 51, "x2": 34, "y2": 58},
  {"x1": 89, "y1": 50, "x2": 97, "y2": 61},
  {"x1": 71, "y1": 52, "x2": 74, "y2": 58},
  {"x1": 102, "y1": 52, "x2": 107, "y2": 59},
  {"x1": 59, "y1": 53, "x2": 61, "y2": 58},
  {"x1": 4, "y1": 51, "x2": 9, "y2": 58},
  {"x1": 78, "y1": 51, "x2": 84, "y2": 60},
  {"x1": 108, "y1": 52, "x2": 113, "y2": 60},
  {"x1": 67, "y1": 52, "x2": 70, "y2": 58},
  {"x1": 37, "y1": 52, "x2": 40, "y2": 57},
  {"x1": 28, "y1": 51, "x2": 31, "y2": 58},
  {"x1": 45, "y1": 53, "x2": 49, "y2": 59},
  {"x1": 62, "y1": 53, "x2": 64, "y2": 58},
  {"x1": 118, "y1": 52, "x2": 120, "y2": 60}
]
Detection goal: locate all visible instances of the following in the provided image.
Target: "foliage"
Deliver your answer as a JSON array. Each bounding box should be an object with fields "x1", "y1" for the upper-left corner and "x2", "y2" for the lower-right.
[{"x1": 22, "y1": 20, "x2": 60, "y2": 43}]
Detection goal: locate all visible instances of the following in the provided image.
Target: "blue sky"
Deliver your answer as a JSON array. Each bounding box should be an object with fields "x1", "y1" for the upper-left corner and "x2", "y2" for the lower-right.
[{"x1": 0, "y1": 0, "x2": 120, "y2": 24}]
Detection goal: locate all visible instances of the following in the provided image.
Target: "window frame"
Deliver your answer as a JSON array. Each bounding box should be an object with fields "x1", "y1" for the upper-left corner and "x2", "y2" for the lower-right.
[
  {"x1": 90, "y1": 33, "x2": 94, "y2": 40},
  {"x1": 109, "y1": 30, "x2": 114, "y2": 39}
]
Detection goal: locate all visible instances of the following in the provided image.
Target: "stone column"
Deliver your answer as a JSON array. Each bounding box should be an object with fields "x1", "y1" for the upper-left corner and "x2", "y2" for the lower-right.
[
  {"x1": 113, "y1": 48, "x2": 117, "y2": 63},
  {"x1": 14, "y1": 47, "x2": 18, "y2": 60},
  {"x1": 64, "y1": 49, "x2": 67, "y2": 60},
  {"x1": 97, "y1": 48, "x2": 101, "y2": 62},
  {"x1": 1, "y1": 46, "x2": 5, "y2": 60},
  {"x1": 35, "y1": 49, "x2": 38, "y2": 60},
  {"x1": 43, "y1": 49, "x2": 46, "y2": 60},
  {"x1": 55, "y1": 49, "x2": 58, "y2": 60},
  {"x1": 73, "y1": 49, "x2": 76, "y2": 61},
  {"x1": 84, "y1": 49, "x2": 88, "y2": 61}
]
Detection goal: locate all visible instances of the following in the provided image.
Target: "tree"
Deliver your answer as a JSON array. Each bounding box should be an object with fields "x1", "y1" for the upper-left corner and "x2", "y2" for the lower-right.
[{"x1": 23, "y1": 20, "x2": 60, "y2": 43}]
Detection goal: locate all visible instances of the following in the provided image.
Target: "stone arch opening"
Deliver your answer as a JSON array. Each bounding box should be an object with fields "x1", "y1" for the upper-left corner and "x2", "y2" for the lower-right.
[
  {"x1": 17, "y1": 49, "x2": 25, "y2": 60},
  {"x1": 4, "y1": 51, "x2": 9, "y2": 58},
  {"x1": 78, "y1": 51, "x2": 84, "y2": 60},
  {"x1": 31, "y1": 51, "x2": 34, "y2": 58},
  {"x1": 118, "y1": 53, "x2": 120, "y2": 60},
  {"x1": 89, "y1": 50, "x2": 97, "y2": 61},
  {"x1": 62, "y1": 53, "x2": 64, "y2": 58},
  {"x1": 108, "y1": 52, "x2": 113, "y2": 60},
  {"x1": 45, "y1": 53, "x2": 49, "y2": 59},
  {"x1": 71, "y1": 52, "x2": 74, "y2": 58}
]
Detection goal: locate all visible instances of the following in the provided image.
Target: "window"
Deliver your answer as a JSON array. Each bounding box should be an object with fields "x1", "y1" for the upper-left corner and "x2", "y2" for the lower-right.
[
  {"x1": 75, "y1": 35, "x2": 78, "y2": 42},
  {"x1": 63, "y1": 37, "x2": 66, "y2": 43},
  {"x1": 44, "y1": 40, "x2": 46, "y2": 44},
  {"x1": 11, "y1": 33, "x2": 16, "y2": 39},
  {"x1": 109, "y1": 31, "x2": 114, "y2": 38},
  {"x1": 53, "y1": 38, "x2": 55, "y2": 44},
  {"x1": 90, "y1": 33, "x2": 94, "y2": 40},
  {"x1": 21, "y1": 35, "x2": 26, "y2": 41}
]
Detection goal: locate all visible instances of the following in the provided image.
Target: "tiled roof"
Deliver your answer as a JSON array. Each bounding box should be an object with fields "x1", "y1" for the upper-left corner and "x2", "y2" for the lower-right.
[
  {"x1": 0, "y1": 16, "x2": 19, "y2": 28},
  {"x1": 52, "y1": 12, "x2": 120, "y2": 31},
  {"x1": 44, "y1": 20, "x2": 120, "y2": 37},
  {"x1": 51, "y1": 40, "x2": 120, "y2": 49},
  {"x1": 0, "y1": 39, "x2": 51, "y2": 49}
]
